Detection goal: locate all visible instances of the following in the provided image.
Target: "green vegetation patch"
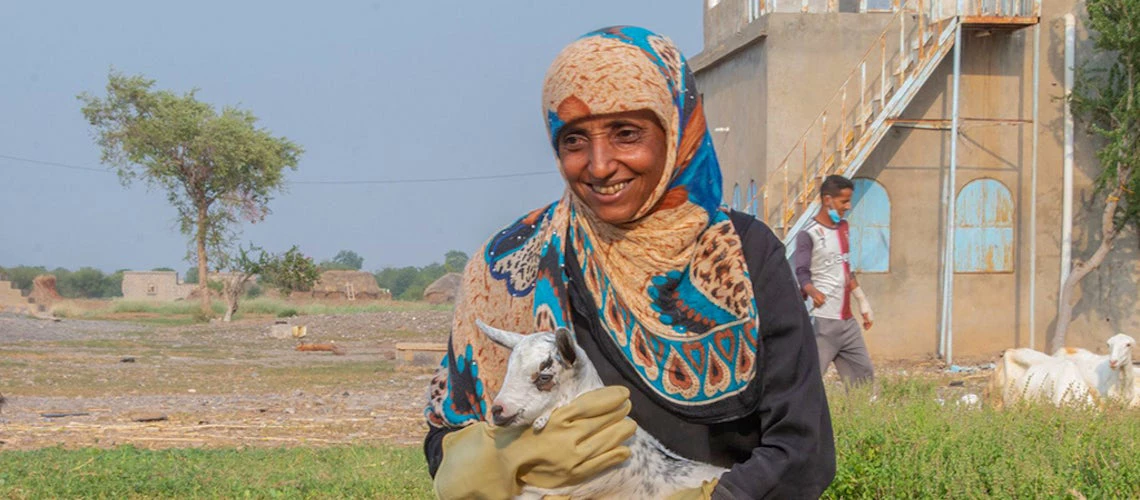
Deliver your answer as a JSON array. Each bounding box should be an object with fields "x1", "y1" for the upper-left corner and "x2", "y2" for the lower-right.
[
  {"x1": 0, "y1": 445, "x2": 432, "y2": 499},
  {"x1": 824, "y1": 377, "x2": 1140, "y2": 498}
]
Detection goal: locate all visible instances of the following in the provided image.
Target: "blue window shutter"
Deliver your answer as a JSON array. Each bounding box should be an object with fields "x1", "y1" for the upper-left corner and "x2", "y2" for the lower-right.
[
  {"x1": 954, "y1": 179, "x2": 1014, "y2": 272},
  {"x1": 847, "y1": 178, "x2": 891, "y2": 273},
  {"x1": 747, "y1": 180, "x2": 758, "y2": 216}
]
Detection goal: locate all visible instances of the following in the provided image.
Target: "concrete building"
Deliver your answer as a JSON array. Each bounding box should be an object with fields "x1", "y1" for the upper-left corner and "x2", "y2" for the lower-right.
[
  {"x1": 694, "y1": 0, "x2": 1139, "y2": 360},
  {"x1": 121, "y1": 271, "x2": 196, "y2": 301}
]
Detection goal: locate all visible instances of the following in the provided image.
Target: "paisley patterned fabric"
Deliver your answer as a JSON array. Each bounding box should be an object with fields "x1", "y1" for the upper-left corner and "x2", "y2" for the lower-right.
[{"x1": 426, "y1": 26, "x2": 761, "y2": 426}]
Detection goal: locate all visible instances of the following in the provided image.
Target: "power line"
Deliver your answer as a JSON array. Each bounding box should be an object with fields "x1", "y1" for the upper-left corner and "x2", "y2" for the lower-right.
[
  {"x1": 290, "y1": 171, "x2": 555, "y2": 185},
  {"x1": 0, "y1": 153, "x2": 557, "y2": 184},
  {"x1": 0, "y1": 154, "x2": 110, "y2": 173}
]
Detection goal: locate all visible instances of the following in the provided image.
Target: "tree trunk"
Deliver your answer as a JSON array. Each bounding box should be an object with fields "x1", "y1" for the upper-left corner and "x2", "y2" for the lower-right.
[
  {"x1": 1050, "y1": 170, "x2": 1129, "y2": 352},
  {"x1": 222, "y1": 273, "x2": 254, "y2": 323},
  {"x1": 222, "y1": 293, "x2": 237, "y2": 322},
  {"x1": 197, "y1": 202, "x2": 211, "y2": 318},
  {"x1": 222, "y1": 275, "x2": 240, "y2": 322}
]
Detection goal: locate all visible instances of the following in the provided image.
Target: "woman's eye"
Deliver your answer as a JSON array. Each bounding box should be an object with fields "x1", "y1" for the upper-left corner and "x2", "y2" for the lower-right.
[
  {"x1": 615, "y1": 127, "x2": 642, "y2": 142},
  {"x1": 561, "y1": 134, "x2": 586, "y2": 149}
]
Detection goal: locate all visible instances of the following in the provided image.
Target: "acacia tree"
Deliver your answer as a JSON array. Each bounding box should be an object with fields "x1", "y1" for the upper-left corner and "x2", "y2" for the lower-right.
[
  {"x1": 80, "y1": 72, "x2": 302, "y2": 315},
  {"x1": 321, "y1": 249, "x2": 364, "y2": 271},
  {"x1": 1052, "y1": 0, "x2": 1140, "y2": 350},
  {"x1": 444, "y1": 250, "x2": 469, "y2": 273}
]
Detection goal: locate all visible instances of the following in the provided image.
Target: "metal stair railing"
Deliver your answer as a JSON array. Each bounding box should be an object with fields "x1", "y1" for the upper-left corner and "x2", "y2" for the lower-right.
[{"x1": 734, "y1": 0, "x2": 1039, "y2": 247}]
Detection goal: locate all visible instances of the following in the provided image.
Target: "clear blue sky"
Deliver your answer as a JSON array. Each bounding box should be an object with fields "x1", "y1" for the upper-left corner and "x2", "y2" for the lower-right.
[{"x1": 0, "y1": 1, "x2": 703, "y2": 273}]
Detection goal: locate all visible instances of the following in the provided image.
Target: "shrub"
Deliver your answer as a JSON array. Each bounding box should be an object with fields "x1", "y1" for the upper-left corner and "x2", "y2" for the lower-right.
[
  {"x1": 823, "y1": 377, "x2": 1140, "y2": 498},
  {"x1": 259, "y1": 246, "x2": 319, "y2": 293}
]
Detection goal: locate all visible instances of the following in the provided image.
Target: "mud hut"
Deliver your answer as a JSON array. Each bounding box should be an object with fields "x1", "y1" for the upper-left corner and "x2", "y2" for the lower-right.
[
  {"x1": 309, "y1": 270, "x2": 390, "y2": 300},
  {"x1": 423, "y1": 273, "x2": 462, "y2": 304},
  {"x1": 28, "y1": 274, "x2": 62, "y2": 306}
]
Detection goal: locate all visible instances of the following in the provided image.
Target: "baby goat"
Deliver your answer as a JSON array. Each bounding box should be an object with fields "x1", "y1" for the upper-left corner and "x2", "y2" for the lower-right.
[{"x1": 476, "y1": 320, "x2": 727, "y2": 500}]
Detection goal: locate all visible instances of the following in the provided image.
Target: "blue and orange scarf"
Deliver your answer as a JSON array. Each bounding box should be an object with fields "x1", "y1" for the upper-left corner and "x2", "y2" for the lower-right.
[{"x1": 427, "y1": 26, "x2": 761, "y2": 426}]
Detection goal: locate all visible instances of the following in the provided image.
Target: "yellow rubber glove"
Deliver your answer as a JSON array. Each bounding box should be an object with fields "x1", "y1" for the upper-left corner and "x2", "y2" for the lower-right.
[
  {"x1": 433, "y1": 386, "x2": 637, "y2": 499},
  {"x1": 665, "y1": 479, "x2": 720, "y2": 500}
]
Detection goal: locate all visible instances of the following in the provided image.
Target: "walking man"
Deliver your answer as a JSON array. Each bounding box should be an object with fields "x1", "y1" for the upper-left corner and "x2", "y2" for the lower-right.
[{"x1": 794, "y1": 175, "x2": 875, "y2": 386}]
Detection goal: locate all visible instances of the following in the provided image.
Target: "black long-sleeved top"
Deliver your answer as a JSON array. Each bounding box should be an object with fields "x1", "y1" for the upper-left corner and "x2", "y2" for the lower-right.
[{"x1": 425, "y1": 211, "x2": 835, "y2": 499}]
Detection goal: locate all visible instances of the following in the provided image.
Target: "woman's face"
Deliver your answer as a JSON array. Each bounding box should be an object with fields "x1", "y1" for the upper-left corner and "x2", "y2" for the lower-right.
[{"x1": 557, "y1": 109, "x2": 668, "y2": 225}]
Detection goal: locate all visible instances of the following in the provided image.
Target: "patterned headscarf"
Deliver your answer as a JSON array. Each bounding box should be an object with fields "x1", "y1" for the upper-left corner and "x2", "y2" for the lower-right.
[{"x1": 427, "y1": 26, "x2": 761, "y2": 426}]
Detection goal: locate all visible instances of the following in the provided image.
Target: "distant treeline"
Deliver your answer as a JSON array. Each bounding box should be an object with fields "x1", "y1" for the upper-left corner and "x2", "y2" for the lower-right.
[
  {"x1": 373, "y1": 250, "x2": 468, "y2": 301},
  {"x1": 2, "y1": 249, "x2": 471, "y2": 302},
  {"x1": 0, "y1": 266, "x2": 132, "y2": 299}
]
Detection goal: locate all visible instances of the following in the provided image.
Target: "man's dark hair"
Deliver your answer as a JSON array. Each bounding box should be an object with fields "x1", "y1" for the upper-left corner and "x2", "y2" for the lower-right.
[{"x1": 820, "y1": 175, "x2": 854, "y2": 198}]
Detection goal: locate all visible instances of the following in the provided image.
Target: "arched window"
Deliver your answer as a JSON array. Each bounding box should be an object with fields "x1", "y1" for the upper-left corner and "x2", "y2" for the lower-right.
[
  {"x1": 747, "y1": 180, "x2": 759, "y2": 216},
  {"x1": 955, "y1": 179, "x2": 1014, "y2": 273},
  {"x1": 731, "y1": 183, "x2": 741, "y2": 211},
  {"x1": 846, "y1": 178, "x2": 890, "y2": 272}
]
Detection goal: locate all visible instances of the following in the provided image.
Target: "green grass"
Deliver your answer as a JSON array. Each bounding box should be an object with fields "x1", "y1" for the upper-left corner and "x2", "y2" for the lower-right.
[
  {"x1": 0, "y1": 445, "x2": 432, "y2": 499},
  {"x1": 8, "y1": 377, "x2": 1139, "y2": 498},
  {"x1": 823, "y1": 377, "x2": 1140, "y2": 498}
]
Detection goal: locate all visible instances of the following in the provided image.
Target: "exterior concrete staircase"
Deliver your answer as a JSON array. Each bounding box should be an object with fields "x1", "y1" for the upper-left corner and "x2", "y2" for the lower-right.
[{"x1": 741, "y1": 0, "x2": 1038, "y2": 250}]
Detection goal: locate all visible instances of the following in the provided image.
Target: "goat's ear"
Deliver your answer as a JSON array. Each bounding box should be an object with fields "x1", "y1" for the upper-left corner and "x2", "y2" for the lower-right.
[
  {"x1": 475, "y1": 320, "x2": 524, "y2": 350},
  {"x1": 555, "y1": 327, "x2": 577, "y2": 367}
]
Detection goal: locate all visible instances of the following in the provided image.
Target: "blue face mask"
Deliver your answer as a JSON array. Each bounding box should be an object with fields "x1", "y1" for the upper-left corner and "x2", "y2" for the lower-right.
[{"x1": 828, "y1": 208, "x2": 842, "y2": 224}]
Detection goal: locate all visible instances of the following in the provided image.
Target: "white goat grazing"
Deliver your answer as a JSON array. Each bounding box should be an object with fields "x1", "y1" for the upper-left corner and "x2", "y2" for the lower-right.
[
  {"x1": 1053, "y1": 333, "x2": 1137, "y2": 407},
  {"x1": 476, "y1": 320, "x2": 726, "y2": 500},
  {"x1": 988, "y1": 347, "x2": 1054, "y2": 408}
]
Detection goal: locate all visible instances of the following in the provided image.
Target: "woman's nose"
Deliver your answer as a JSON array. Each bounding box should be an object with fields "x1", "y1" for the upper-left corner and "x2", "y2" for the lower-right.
[{"x1": 586, "y1": 141, "x2": 618, "y2": 179}]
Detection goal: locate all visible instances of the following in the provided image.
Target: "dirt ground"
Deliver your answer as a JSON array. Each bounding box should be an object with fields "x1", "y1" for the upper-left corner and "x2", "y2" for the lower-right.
[
  {"x1": 0, "y1": 310, "x2": 998, "y2": 451},
  {"x1": 0, "y1": 311, "x2": 450, "y2": 450}
]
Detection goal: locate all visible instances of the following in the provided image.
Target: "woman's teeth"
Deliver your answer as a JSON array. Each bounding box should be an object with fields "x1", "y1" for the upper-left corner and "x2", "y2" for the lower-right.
[{"x1": 591, "y1": 182, "x2": 628, "y2": 195}]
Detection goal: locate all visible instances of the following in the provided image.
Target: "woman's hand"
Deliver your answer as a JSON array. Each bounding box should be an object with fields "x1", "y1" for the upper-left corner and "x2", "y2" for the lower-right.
[
  {"x1": 433, "y1": 386, "x2": 637, "y2": 499},
  {"x1": 518, "y1": 386, "x2": 638, "y2": 488}
]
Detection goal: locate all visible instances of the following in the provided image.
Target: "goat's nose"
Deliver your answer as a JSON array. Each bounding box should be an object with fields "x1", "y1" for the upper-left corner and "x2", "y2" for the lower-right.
[{"x1": 491, "y1": 404, "x2": 503, "y2": 418}]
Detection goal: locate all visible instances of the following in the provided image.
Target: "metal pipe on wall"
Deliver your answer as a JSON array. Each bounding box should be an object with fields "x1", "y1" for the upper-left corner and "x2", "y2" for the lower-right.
[
  {"x1": 1029, "y1": 14, "x2": 1042, "y2": 350},
  {"x1": 940, "y1": 16, "x2": 963, "y2": 365},
  {"x1": 1061, "y1": 14, "x2": 1075, "y2": 294}
]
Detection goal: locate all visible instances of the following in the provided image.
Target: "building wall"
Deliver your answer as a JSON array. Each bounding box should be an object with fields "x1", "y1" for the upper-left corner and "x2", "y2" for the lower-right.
[
  {"x1": 699, "y1": 41, "x2": 769, "y2": 197},
  {"x1": 855, "y1": 31, "x2": 1037, "y2": 359},
  {"x1": 696, "y1": 13, "x2": 895, "y2": 209},
  {"x1": 760, "y1": 13, "x2": 895, "y2": 177},
  {"x1": 121, "y1": 271, "x2": 195, "y2": 301},
  {"x1": 704, "y1": 0, "x2": 751, "y2": 50},
  {"x1": 695, "y1": 1, "x2": 1140, "y2": 360}
]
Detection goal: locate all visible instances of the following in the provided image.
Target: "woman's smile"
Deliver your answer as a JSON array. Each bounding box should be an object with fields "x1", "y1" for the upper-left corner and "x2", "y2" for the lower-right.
[{"x1": 589, "y1": 180, "x2": 630, "y2": 196}]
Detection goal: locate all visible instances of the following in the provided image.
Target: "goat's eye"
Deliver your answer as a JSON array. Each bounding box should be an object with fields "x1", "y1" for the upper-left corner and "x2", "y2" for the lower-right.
[{"x1": 534, "y1": 372, "x2": 556, "y2": 391}]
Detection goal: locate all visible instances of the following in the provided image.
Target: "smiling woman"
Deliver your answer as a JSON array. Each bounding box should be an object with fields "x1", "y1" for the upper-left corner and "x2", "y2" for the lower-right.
[{"x1": 424, "y1": 26, "x2": 835, "y2": 500}]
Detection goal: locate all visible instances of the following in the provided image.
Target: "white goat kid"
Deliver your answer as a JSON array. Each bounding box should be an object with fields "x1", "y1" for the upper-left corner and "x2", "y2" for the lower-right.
[
  {"x1": 476, "y1": 320, "x2": 727, "y2": 500},
  {"x1": 1054, "y1": 333, "x2": 1137, "y2": 407}
]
